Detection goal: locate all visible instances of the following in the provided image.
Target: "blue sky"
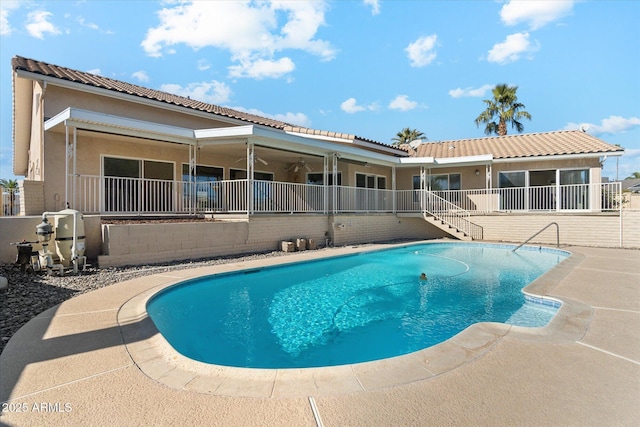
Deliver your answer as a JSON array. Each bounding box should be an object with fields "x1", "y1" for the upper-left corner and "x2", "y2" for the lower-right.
[{"x1": 1, "y1": 0, "x2": 639, "y2": 181}]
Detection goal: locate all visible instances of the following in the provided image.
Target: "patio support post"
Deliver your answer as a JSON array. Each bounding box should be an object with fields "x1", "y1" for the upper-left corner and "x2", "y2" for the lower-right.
[
  {"x1": 331, "y1": 153, "x2": 339, "y2": 214},
  {"x1": 189, "y1": 143, "x2": 197, "y2": 214},
  {"x1": 323, "y1": 155, "x2": 329, "y2": 214},
  {"x1": 392, "y1": 166, "x2": 397, "y2": 213},
  {"x1": 420, "y1": 166, "x2": 426, "y2": 213},
  {"x1": 64, "y1": 125, "x2": 69, "y2": 208},
  {"x1": 72, "y1": 126, "x2": 77, "y2": 209},
  {"x1": 556, "y1": 169, "x2": 561, "y2": 212},
  {"x1": 247, "y1": 142, "x2": 254, "y2": 215}
]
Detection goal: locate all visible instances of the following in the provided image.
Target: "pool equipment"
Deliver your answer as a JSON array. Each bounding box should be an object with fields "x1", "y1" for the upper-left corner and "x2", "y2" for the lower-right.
[{"x1": 36, "y1": 209, "x2": 86, "y2": 274}]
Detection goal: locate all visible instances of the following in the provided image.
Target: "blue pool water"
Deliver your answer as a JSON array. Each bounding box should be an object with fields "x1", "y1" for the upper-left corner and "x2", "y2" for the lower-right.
[{"x1": 147, "y1": 243, "x2": 568, "y2": 368}]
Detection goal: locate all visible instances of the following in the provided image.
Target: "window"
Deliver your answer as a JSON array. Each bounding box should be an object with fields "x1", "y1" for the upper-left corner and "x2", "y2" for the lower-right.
[
  {"x1": 182, "y1": 164, "x2": 224, "y2": 210},
  {"x1": 498, "y1": 169, "x2": 590, "y2": 211},
  {"x1": 355, "y1": 173, "x2": 389, "y2": 210},
  {"x1": 182, "y1": 164, "x2": 223, "y2": 182},
  {"x1": 560, "y1": 169, "x2": 589, "y2": 209},
  {"x1": 229, "y1": 169, "x2": 273, "y2": 181},
  {"x1": 103, "y1": 157, "x2": 174, "y2": 212},
  {"x1": 229, "y1": 169, "x2": 274, "y2": 211},
  {"x1": 307, "y1": 172, "x2": 342, "y2": 186}
]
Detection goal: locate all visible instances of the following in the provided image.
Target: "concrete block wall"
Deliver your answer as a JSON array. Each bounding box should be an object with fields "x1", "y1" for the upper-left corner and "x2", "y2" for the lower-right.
[
  {"x1": 622, "y1": 210, "x2": 640, "y2": 248},
  {"x1": 97, "y1": 214, "x2": 448, "y2": 268},
  {"x1": 330, "y1": 214, "x2": 448, "y2": 246},
  {"x1": 470, "y1": 212, "x2": 639, "y2": 249},
  {"x1": 18, "y1": 180, "x2": 45, "y2": 216},
  {"x1": 3, "y1": 212, "x2": 636, "y2": 268},
  {"x1": 99, "y1": 221, "x2": 251, "y2": 267}
]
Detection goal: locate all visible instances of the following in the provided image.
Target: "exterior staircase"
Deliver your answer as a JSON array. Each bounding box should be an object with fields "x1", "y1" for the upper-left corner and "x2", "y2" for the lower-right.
[
  {"x1": 420, "y1": 190, "x2": 483, "y2": 241},
  {"x1": 422, "y1": 215, "x2": 473, "y2": 241}
]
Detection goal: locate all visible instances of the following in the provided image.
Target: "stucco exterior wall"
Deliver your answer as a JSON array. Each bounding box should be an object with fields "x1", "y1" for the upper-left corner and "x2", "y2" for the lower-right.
[
  {"x1": 44, "y1": 85, "x2": 232, "y2": 130},
  {"x1": 28, "y1": 81, "x2": 45, "y2": 181}
]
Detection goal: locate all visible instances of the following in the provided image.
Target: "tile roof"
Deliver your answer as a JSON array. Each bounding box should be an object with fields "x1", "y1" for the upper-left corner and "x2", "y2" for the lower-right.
[
  {"x1": 409, "y1": 130, "x2": 623, "y2": 160},
  {"x1": 12, "y1": 55, "x2": 397, "y2": 152}
]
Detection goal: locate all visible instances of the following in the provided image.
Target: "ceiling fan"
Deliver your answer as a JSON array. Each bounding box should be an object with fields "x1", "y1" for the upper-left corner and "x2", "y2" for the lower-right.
[{"x1": 286, "y1": 159, "x2": 312, "y2": 173}]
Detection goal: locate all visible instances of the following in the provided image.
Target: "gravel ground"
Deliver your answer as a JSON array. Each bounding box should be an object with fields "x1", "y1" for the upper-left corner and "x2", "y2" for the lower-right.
[{"x1": 0, "y1": 249, "x2": 316, "y2": 356}]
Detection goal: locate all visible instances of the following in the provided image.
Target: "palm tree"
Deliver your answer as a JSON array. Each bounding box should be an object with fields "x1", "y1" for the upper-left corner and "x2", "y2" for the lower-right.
[
  {"x1": 474, "y1": 84, "x2": 532, "y2": 136},
  {"x1": 0, "y1": 178, "x2": 19, "y2": 215},
  {"x1": 391, "y1": 128, "x2": 427, "y2": 147},
  {"x1": 627, "y1": 172, "x2": 640, "y2": 179}
]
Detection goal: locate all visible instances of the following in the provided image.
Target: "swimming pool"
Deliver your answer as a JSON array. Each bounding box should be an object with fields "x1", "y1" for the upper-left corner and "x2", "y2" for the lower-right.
[{"x1": 147, "y1": 242, "x2": 568, "y2": 369}]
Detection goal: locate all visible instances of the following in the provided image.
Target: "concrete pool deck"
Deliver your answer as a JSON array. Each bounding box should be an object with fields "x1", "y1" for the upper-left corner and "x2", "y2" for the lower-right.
[{"x1": 1, "y1": 243, "x2": 639, "y2": 426}]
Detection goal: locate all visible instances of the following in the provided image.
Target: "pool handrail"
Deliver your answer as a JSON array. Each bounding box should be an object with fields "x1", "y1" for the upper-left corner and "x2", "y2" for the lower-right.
[{"x1": 513, "y1": 222, "x2": 560, "y2": 252}]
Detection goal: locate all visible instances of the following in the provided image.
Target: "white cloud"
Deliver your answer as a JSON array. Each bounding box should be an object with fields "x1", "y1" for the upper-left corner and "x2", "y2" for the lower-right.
[
  {"x1": 228, "y1": 57, "x2": 295, "y2": 79},
  {"x1": 341, "y1": 98, "x2": 365, "y2": 114},
  {"x1": 500, "y1": 0, "x2": 574, "y2": 30},
  {"x1": 141, "y1": 1, "x2": 335, "y2": 80},
  {"x1": 25, "y1": 10, "x2": 61, "y2": 39},
  {"x1": 0, "y1": 0, "x2": 21, "y2": 35},
  {"x1": 405, "y1": 34, "x2": 438, "y2": 67},
  {"x1": 160, "y1": 80, "x2": 232, "y2": 104},
  {"x1": 0, "y1": 9, "x2": 12, "y2": 35},
  {"x1": 197, "y1": 59, "x2": 211, "y2": 71},
  {"x1": 77, "y1": 17, "x2": 99, "y2": 31},
  {"x1": 564, "y1": 116, "x2": 640, "y2": 136},
  {"x1": 232, "y1": 107, "x2": 311, "y2": 127},
  {"x1": 132, "y1": 71, "x2": 149, "y2": 83},
  {"x1": 487, "y1": 32, "x2": 538, "y2": 64},
  {"x1": 364, "y1": 0, "x2": 381, "y2": 15},
  {"x1": 340, "y1": 98, "x2": 378, "y2": 114},
  {"x1": 388, "y1": 95, "x2": 417, "y2": 111},
  {"x1": 448, "y1": 84, "x2": 494, "y2": 98},
  {"x1": 86, "y1": 68, "x2": 102, "y2": 76}
]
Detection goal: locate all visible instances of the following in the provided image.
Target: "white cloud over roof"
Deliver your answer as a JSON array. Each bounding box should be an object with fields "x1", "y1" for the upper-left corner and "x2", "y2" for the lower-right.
[
  {"x1": 132, "y1": 71, "x2": 149, "y2": 83},
  {"x1": 340, "y1": 97, "x2": 378, "y2": 114},
  {"x1": 500, "y1": 0, "x2": 575, "y2": 30},
  {"x1": 26, "y1": 10, "x2": 61, "y2": 39},
  {"x1": 232, "y1": 107, "x2": 311, "y2": 127},
  {"x1": 0, "y1": 0, "x2": 21, "y2": 36},
  {"x1": 228, "y1": 57, "x2": 295, "y2": 79},
  {"x1": 405, "y1": 34, "x2": 438, "y2": 67},
  {"x1": 160, "y1": 80, "x2": 233, "y2": 105},
  {"x1": 388, "y1": 95, "x2": 417, "y2": 111},
  {"x1": 448, "y1": 84, "x2": 494, "y2": 98},
  {"x1": 141, "y1": 1, "x2": 334, "y2": 80},
  {"x1": 364, "y1": 0, "x2": 381, "y2": 15},
  {"x1": 487, "y1": 32, "x2": 539, "y2": 64},
  {"x1": 565, "y1": 115, "x2": 640, "y2": 136}
]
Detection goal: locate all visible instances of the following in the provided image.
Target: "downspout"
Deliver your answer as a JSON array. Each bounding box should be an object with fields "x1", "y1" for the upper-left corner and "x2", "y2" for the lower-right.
[
  {"x1": 72, "y1": 127, "x2": 77, "y2": 209},
  {"x1": 38, "y1": 81, "x2": 47, "y2": 181},
  {"x1": 64, "y1": 126, "x2": 69, "y2": 207}
]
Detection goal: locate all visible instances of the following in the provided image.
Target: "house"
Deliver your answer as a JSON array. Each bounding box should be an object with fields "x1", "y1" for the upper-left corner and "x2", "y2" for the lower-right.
[{"x1": 6, "y1": 55, "x2": 635, "y2": 266}]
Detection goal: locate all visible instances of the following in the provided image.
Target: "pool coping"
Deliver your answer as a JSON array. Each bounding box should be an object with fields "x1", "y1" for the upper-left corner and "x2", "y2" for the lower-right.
[{"x1": 117, "y1": 241, "x2": 592, "y2": 398}]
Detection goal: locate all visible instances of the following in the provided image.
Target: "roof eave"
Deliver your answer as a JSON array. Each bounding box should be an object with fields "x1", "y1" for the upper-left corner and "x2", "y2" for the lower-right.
[
  {"x1": 14, "y1": 68, "x2": 265, "y2": 130},
  {"x1": 492, "y1": 151, "x2": 624, "y2": 163}
]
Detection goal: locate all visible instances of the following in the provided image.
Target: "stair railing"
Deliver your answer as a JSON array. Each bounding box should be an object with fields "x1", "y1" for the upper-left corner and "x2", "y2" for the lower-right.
[
  {"x1": 512, "y1": 222, "x2": 559, "y2": 252},
  {"x1": 421, "y1": 190, "x2": 483, "y2": 240}
]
